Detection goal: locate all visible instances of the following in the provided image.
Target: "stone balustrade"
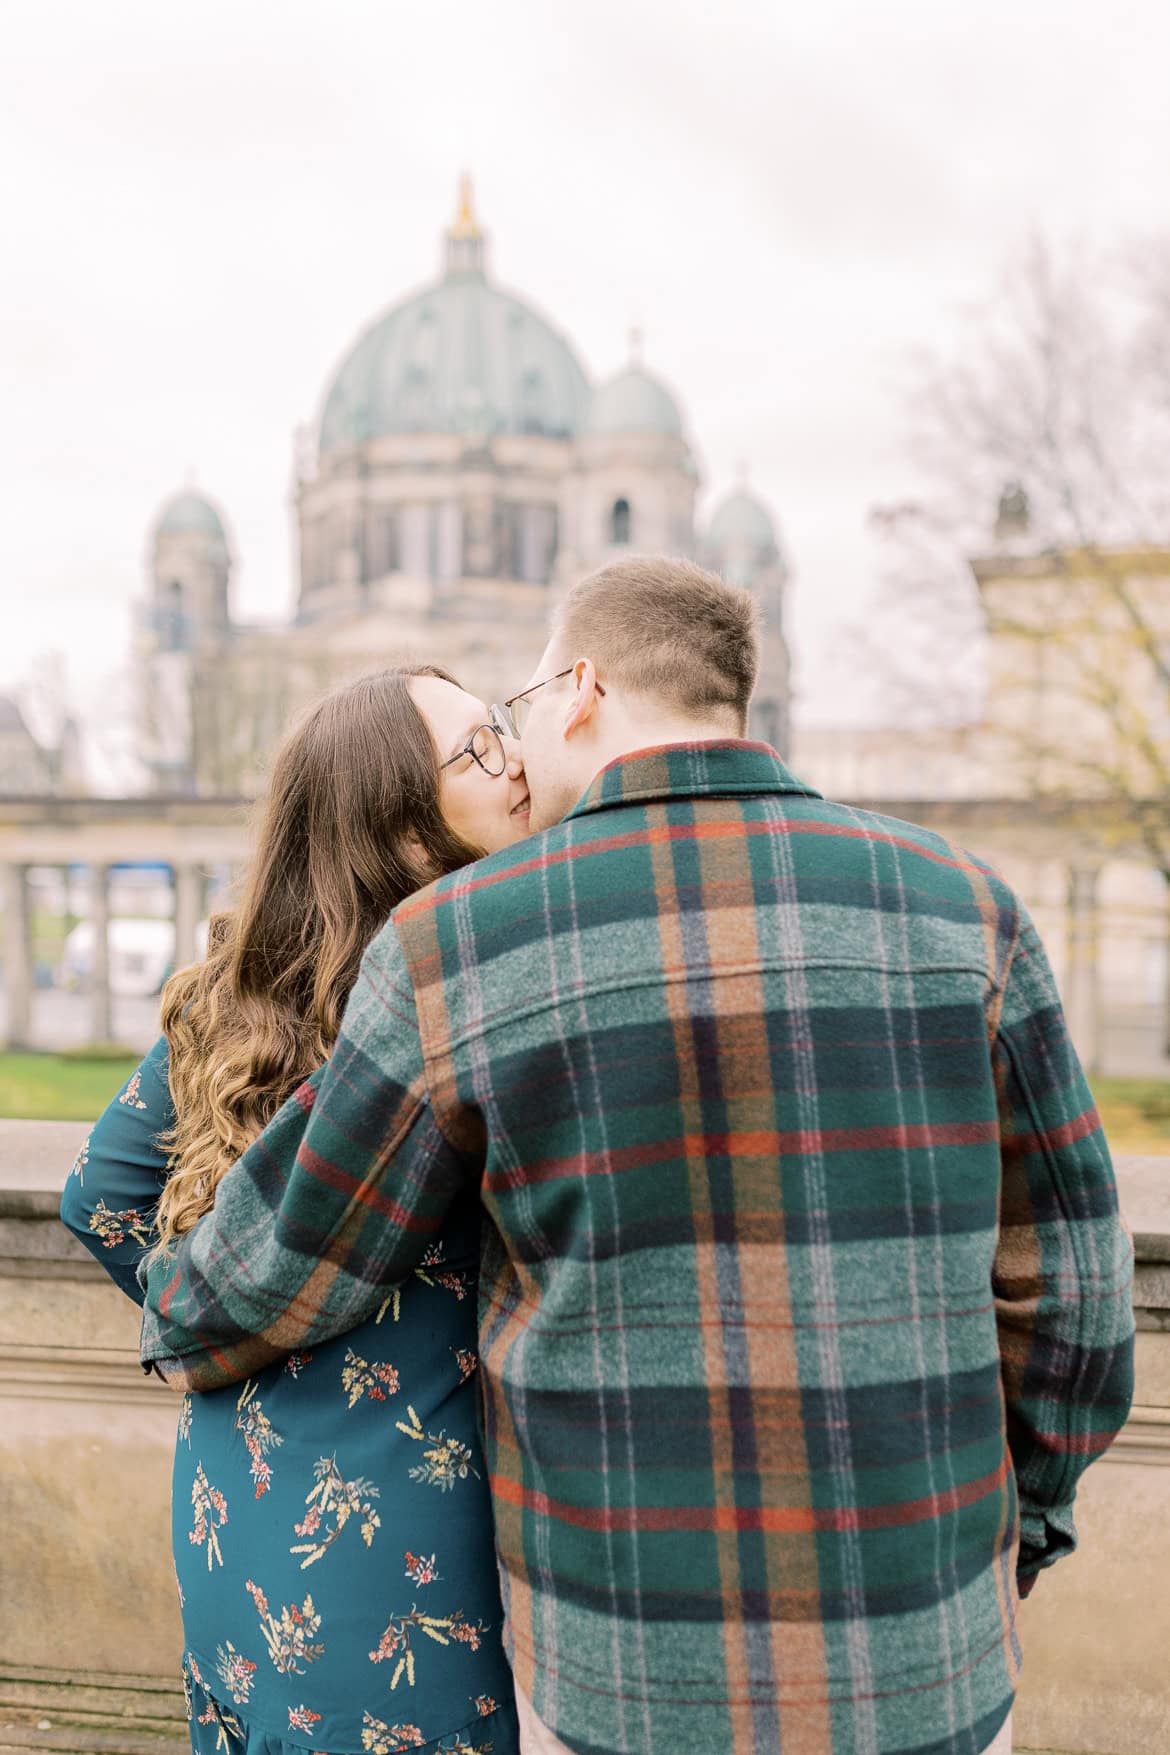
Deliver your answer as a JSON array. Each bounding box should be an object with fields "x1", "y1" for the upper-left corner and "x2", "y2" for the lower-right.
[{"x1": 0, "y1": 1123, "x2": 1167, "y2": 1755}]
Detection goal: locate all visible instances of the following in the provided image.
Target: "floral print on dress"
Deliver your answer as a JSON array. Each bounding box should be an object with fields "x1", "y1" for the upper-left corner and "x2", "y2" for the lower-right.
[
  {"x1": 360, "y1": 1712, "x2": 424, "y2": 1753},
  {"x1": 235, "y1": 1380, "x2": 283, "y2": 1497},
  {"x1": 288, "y1": 1704, "x2": 323, "y2": 1734},
  {"x1": 404, "y1": 1551, "x2": 441, "y2": 1587},
  {"x1": 185, "y1": 1658, "x2": 244, "y2": 1753},
  {"x1": 395, "y1": 1407, "x2": 481, "y2": 1492},
  {"x1": 376, "y1": 1241, "x2": 471, "y2": 1324},
  {"x1": 119, "y1": 1067, "x2": 148, "y2": 1109},
  {"x1": 88, "y1": 1196, "x2": 152, "y2": 1249},
  {"x1": 368, "y1": 1607, "x2": 489, "y2": 1690},
  {"x1": 190, "y1": 1464, "x2": 228, "y2": 1570},
  {"x1": 291, "y1": 1455, "x2": 381, "y2": 1569},
  {"x1": 68, "y1": 1037, "x2": 518, "y2": 1755},
  {"x1": 245, "y1": 1578, "x2": 325, "y2": 1675},
  {"x1": 69, "y1": 1133, "x2": 91, "y2": 1183},
  {"x1": 215, "y1": 1642, "x2": 257, "y2": 1706},
  {"x1": 341, "y1": 1348, "x2": 400, "y2": 1409}
]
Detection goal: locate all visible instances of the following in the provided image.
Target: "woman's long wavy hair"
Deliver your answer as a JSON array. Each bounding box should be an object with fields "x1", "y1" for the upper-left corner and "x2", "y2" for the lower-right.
[{"x1": 153, "y1": 666, "x2": 482, "y2": 1253}]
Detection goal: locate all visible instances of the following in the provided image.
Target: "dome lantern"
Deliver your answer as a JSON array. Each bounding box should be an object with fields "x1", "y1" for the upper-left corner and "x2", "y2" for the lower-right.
[
  {"x1": 317, "y1": 180, "x2": 590, "y2": 451},
  {"x1": 587, "y1": 338, "x2": 685, "y2": 439},
  {"x1": 444, "y1": 172, "x2": 486, "y2": 278}
]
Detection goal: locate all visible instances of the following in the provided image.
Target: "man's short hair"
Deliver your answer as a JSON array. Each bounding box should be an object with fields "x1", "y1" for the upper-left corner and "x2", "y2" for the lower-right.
[{"x1": 556, "y1": 556, "x2": 759, "y2": 726}]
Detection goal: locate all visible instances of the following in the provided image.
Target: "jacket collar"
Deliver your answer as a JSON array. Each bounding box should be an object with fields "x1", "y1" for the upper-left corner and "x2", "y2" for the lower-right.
[{"x1": 565, "y1": 740, "x2": 822, "y2": 822}]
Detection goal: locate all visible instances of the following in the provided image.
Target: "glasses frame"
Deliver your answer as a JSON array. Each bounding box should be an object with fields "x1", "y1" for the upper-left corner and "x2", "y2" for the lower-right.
[
  {"x1": 438, "y1": 712, "x2": 511, "y2": 777},
  {"x1": 500, "y1": 667, "x2": 605, "y2": 737}
]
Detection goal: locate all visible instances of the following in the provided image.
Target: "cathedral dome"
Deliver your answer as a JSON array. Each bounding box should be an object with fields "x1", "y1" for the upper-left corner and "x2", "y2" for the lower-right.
[
  {"x1": 707, "y1": 487, "x2": 778, "y2": 552},
  {"x1": 156, "y1": 491, "x2": 227, "y2": 543},
  {"x1": 587, "y1": 363, "x2": 683, "y2": 438},
  {"x1": 319, "y1": 181, "x2": 590, "y2": 452}
]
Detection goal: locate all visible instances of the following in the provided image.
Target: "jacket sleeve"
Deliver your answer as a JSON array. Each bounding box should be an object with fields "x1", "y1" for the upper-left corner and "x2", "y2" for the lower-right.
[
  {"x1": 139, "y1": 920, "x2": 475, "y2": 1391},
  {"x1": 58, "y1": 1037, "x2": 174, "y2": 1306},
  {"x1": 991, "y1": 905, "x2": 1135, "y2": 1594}
]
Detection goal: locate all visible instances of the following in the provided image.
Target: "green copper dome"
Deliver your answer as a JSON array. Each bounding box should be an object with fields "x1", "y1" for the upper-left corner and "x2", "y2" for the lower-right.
[
  {"x1": 588, "y1": 365, "x2": 683, "y2": 438},
  {"x1": 319, "y1": 186, "x2": 590, "y2": 451},
  {"x1": 155, "y1": 491, "x2": 228, "y2": 543},
  {"x1": 707, "y1": 488, "x2": 777, "y2": 551}
]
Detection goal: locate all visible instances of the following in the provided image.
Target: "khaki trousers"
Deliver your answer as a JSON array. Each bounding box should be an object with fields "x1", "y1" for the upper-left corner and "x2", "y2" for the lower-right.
[{"x1": 515, "y1": 1685, "x2": 1014, "y2": 1755}]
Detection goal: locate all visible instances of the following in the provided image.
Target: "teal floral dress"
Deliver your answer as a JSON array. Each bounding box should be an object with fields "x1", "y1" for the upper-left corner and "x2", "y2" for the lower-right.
[{"x1": 60, "y1": 1037, "x2": 519, "y2": 1755}]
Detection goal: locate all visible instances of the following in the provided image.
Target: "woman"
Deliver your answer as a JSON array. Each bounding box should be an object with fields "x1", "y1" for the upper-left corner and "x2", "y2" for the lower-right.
[{"x1": 61, "y1": 667, "x2": 533, "y2": 1755}]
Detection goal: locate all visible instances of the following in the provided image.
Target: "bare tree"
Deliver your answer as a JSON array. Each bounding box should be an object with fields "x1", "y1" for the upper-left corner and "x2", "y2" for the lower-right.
[
  {"x1": 843, "y1": 235, "x2": 1170, "y2": 1050},
  {"x1": 849, "y1": 234, "x2": 1170, "y2": 865}
]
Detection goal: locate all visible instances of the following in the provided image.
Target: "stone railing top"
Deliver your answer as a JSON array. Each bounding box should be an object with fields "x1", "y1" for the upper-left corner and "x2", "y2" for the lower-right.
[
  {"x1": 0, "y1": 1119, "x2": 91, "y2": 1217},
  {"x1": 1, "y1": 1118, "x2": 1166, "y2": 1253}
]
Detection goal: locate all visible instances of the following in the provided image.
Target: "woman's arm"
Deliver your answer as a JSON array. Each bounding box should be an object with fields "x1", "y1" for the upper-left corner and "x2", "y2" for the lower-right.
[{"x1": 59, "y1": 1036, "x2": 174, "y2": 1306}]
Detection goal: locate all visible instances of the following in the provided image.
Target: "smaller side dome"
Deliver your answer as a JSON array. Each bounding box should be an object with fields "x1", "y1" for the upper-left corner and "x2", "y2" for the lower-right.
[
  {"x1": 707, "y1": 488, "x2": 777, "y2": 552},
  {"x1": 588, "y1": 366, "x2": 683, "y2": 438},
  {"x1": 156, "y1": 491, "x2": 228, "y2": 543}
]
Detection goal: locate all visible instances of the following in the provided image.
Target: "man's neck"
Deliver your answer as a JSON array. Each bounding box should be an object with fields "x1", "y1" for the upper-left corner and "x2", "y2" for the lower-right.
[{"x1": 585, "y1": 716, "x2": 745, "y2": 781}]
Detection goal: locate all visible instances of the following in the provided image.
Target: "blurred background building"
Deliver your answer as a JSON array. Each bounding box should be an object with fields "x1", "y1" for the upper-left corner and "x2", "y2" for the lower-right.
[{"x1": 136, "y1": 180, "x2": 790, "y2": 797}]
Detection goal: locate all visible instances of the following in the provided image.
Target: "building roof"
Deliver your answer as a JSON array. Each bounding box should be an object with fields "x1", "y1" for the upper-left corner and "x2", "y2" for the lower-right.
[
  {"x1": 707, "y1": 487, "x2": 778, "y2": 551},
  {"x1": 587, "y1": 364, "x2": 684, "y2": 439},
  {"x1": 319, "y1": 182, "x2": 591, "y2": 451},
  {"x1": 0, "y1": 694, "x2": 31, "y2": 735},
  {"x1": 156, "y1": 491, "x2": 228, "y2": 543}
]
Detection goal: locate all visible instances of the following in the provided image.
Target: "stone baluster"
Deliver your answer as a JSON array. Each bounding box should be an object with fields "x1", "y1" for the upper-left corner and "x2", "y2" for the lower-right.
[
  {"x1": 1065, "y1": 862, "x2": 1103, "y2": 1076},
  {"x1": 172, "y1": 863, "x2": 204, "y2": 974},
  {"x1": 1, "y1": 863, "x2": 32, "y2": 1050},
  {"x1": 89, "y1": 863, "x2": 112, "y2": 1045}
]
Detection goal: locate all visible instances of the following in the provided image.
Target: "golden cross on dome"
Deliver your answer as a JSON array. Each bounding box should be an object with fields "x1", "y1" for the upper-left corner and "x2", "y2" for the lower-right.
[{"x1": 449, "y1": 172, "x2": 482, "y2": 241}]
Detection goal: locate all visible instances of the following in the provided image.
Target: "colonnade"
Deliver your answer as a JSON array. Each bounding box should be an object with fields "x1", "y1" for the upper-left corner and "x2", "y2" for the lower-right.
[{"x1": 0, "y1": 862, "x2": 207, "y2": 1050}]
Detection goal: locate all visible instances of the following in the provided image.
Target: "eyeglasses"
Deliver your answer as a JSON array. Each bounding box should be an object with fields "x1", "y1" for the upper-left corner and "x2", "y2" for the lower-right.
[
  {"x1": 499, "y1": 668, "x2": 605, "y2": 737},
  {"x1": 439, "y1": 711, "x2": 511, "y2": 777}
]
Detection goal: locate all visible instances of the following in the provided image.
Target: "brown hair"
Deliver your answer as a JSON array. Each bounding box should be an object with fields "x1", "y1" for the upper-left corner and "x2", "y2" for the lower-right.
[
  {"x1": 153, "y1": 666, "x2": 480, "y2": 1253},
  {"x1": 555, "y1": 555, "x2": 759, "y2": 727}
]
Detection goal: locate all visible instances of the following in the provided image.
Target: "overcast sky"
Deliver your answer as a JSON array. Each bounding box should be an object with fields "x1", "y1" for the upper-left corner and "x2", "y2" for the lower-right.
[{"x1": 3, "y1": 0, "x2": 1168, "y2": 751}]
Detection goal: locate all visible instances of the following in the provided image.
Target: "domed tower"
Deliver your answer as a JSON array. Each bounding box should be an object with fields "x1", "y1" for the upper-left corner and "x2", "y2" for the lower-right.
[
  {"x1": 563, "y1": 334, "x2": 698, "y2": 582},
  {"x1": 139, "y1": 488, "x2": 233, "y2": 792},
  {"x1": 704, "y1": 483, "x2": 790, "y2": 755},
  {"x1": 296, "y1": 177, "x2": 590, "y2": 637}
]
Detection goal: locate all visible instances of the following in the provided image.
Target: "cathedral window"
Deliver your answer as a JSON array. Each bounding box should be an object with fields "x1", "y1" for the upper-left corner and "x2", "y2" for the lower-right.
[
  {"x1": 610, "y1": 498, "x2": 632, "y2": 546},
  {"x1": 521, "y1": 368, "x2": 547, "y2": 435},
  {"x1": 160, "y1": 580, "x2": 188, "y2": 652},
  {"x1": 400, "y1": 504, "x2": 431, "y2": 579},
  {"x1": 436, "y1": 503, "x2": 462, "y2": 584},
  {"x1": 519, "y1": 505, "x2": 557, "y2": 584},
  {"x1": 366, "y1": 510, "x2": 398, "y2": 580}
]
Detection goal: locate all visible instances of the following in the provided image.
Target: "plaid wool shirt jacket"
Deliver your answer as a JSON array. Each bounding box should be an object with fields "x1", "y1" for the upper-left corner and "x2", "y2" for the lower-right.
[{"x1": 141, "y1": 742, "x2": 1135, "y2": 1755}]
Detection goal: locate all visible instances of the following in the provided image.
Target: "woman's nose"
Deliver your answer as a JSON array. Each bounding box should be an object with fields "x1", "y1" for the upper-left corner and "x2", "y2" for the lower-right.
[{"x1": 504, "y1": 743, "x2": 525, "y2": 779}]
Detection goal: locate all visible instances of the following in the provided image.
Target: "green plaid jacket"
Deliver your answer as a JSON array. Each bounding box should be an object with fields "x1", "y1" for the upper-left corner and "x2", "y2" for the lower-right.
[{"x1": 142, "y1": 742, "x2": 1135, "y2": 1755}]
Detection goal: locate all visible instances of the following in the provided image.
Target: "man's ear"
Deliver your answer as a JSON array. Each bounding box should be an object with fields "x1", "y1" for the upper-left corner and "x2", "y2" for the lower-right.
[{"x1": 563, "y1": 659, "x2": 601, "y2": 738}]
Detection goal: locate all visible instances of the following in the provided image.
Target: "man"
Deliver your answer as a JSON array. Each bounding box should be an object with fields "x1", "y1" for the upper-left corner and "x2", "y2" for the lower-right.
[{"x1": 142, "y1": 556, "x2": 1135, "y2": 1755}]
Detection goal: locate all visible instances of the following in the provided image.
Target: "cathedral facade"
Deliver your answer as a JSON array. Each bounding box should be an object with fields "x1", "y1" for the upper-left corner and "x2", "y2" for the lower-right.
[{"x1": 139, "y1": 181, "x2": 790, "y2": 796}]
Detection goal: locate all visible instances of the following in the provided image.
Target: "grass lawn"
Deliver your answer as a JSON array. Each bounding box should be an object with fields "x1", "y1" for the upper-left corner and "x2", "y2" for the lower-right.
[
  {"x1": 1, "y1": 1054, "x2": 1169, "y2": 1155},
  {"x1": 0, "y1": 1051, "x2": 140, "y2": 1120},
  {"x1": 1092, "y1": 1077, "x2": 1170, "y2": 1156}
]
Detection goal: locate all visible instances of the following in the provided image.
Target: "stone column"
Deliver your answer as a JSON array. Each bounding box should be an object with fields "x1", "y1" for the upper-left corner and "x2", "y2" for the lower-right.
[
  {"x1": 172, "y1": 864, "x2": 204, "y2": 974},
  {"x1": 89, "y1": 864, "x2": 112, "y2": 1045},
  {"x1": 1065, "y1": 862, "x2": 1103, "y2": 1076},
  {"x1": 1, "y1": 863, "x2": 33, "y2": 1050}
]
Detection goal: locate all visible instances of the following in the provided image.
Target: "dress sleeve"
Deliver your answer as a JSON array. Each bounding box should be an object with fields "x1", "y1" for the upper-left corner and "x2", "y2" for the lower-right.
[
  {"x1": 59, "y1": 1036, "x2": 175, "y2": 1307},
  {"x1": 139, "y1": 921, "x2": 475, "y2": 1390}
]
